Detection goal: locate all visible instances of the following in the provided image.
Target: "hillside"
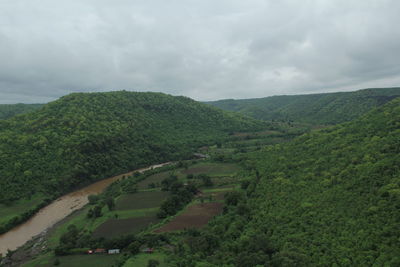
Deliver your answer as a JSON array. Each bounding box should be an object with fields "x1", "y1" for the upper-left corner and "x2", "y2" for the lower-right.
[
  {"x1": 0, "y1": 91, "x2": 265, "y2": 229},
  {"x1": 0, "y1": 104, "x2": 44, "y2": 120},
  {"x1": 172, "y1": 98, "x2": 400, "y2": 266},
  {"x1": 207, "y1": 87, "x2": 400, "y2": 125}
]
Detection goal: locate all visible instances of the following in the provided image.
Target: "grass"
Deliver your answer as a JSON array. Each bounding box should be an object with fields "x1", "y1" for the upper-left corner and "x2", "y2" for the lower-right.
[
  {"x1": 155, "y1": 202, "x2": 223, "y2": 233},
  {"x1": 181, "y1": 162, "x2": 240, "y2": 177},
  {"x1": 203, "y1": 185, "x2": 239, "y2": 193},
  {"x1": 92, "y1": 216, "x2": 161, "y2": 238},
  {"x1": 0, "y1": 194, "x2": 44, "y2": 225},
  {"x1": 123, "y1": 252, "x2": 168, "y2": 267},
  {"x1": 48, "y1": 207, "x2": 158, "y2": 247},
  {"x1": 22, "y1": 252, "x2": 121, "y2": 267},
  {"x1": 20, "y1": 161, "x2": 241, "y2": 267},
  {"x1": 137, "y1": 171, "x2": 179, "y2": 190},
  {"x1": 115, "y1": 191, "x2": 169, "y2": 210},
  {"x1": 136, "y1": 162, "x2": 241, "y2": 191}
]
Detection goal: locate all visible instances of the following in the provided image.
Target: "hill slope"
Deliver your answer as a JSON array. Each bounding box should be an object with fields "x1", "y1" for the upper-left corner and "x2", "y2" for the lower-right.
[
  {"x1": 175, "y1": 98, "x2": 400, "y2": 266},
  {"x1": 0, "y1": 91, "x2": 264, "y2": 206},
  {"x1": 0, "y1": 103, "x2": 44, "y2": 120},
  {"x1": 207, "y1": 87, "x2": 400, "y2": 125}
]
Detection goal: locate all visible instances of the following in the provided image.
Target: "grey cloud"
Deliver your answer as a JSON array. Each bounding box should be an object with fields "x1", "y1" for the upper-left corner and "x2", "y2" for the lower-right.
[{"x1": 0, "y1": 0, "x2": 399, "y2": 103}]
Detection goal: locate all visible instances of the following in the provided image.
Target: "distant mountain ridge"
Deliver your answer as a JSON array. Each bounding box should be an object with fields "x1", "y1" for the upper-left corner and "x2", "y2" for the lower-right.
[
  {"x1": 207, "y1": 87, "x2": 400, "y2": 125},
  {"x1": 0, "y1": 103, "x2": 44, "y2": 120}
]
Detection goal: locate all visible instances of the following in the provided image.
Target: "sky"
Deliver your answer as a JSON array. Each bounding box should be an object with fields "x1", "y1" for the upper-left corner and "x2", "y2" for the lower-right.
[{"x1": 0, "y1": 0, "x2": 400, "y2": 103}]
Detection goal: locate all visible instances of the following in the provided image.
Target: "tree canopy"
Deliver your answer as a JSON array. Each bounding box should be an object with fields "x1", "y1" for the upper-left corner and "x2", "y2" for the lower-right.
[
  {"x1": 207, "y1": 87, "x2": 400, "y2": 125},
  {"x1": 0, "y1": 91, "x2": 265, "y2": 205}
]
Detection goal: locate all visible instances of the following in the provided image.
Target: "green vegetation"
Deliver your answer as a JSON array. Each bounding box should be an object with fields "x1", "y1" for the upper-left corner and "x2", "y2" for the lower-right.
[
  {"x1": 0, "y1": 91, "x2": 265, "y2": 232},
  {"x1": 0, "y1": 194, "x2": 44, "y2": 226},
  {"x1": 22, "y1": 253, "x2": 121, "y2": 267},
  {"x1": 124, "y1": 253, "x2": 167, "y2": 267},
  {"x1": 0, "y1": 103, "x2": 44, "y2": 120},
  {"x1": 115, "y1": 191, "x2": 170, "y2": 210},
  {"x1": 92, "y1": 216, "x2": 161, "y2": 238},
  {"x1": 207, "y1": 87, "x2": 400, "y2": 125},
  {"x1": 20, "y1": 159, "x2": 242, "y2": 266},
  {"x1": 7, "y1": 90, "x2": 400, "y2": 267},
  {"x1": 170, "y1": 98, "x2": 400, "y2": 266}
]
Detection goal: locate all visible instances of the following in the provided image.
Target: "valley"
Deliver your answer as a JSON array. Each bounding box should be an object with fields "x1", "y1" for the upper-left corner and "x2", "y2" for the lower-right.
[
  {"x1": 14, "y1": 159, "x2": 243, "y2": 267},
  {"x1": 0, "y1": 89, "x2": 399, "y2": 266}
]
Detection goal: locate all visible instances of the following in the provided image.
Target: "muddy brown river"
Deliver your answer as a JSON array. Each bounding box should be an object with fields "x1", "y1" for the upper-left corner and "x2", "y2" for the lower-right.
[{"x1": 0, "y1": 162, "x2": 171, "y2": 255}]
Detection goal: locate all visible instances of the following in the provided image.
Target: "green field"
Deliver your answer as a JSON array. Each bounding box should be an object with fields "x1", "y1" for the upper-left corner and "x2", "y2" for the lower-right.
[
  {"x1": 116, "y1": 191, "x2": 169, "y2": 210},
  {"x1": 23, "y1": 161, "x2": 242, "y2": 267},
  {"x1": 137, "y1": 172, "x2": 176, "y2": 189},
  {"x1": 22, "y1": 253, "x2": 121, "y2": 267},
  {"x1": 123, "y1": 252, "x2": 168, "y2": 267},
  {"x1": 92, "y1": 216, "x2": 161, "y2": 238},
  {"x1": 136, "y1": 162, "x2": 241, "y2": 190},
  {"x1": 181, "y1": 162, "x2": 240, "y2": 177},
  {"x1": 0, "y1": 195, "x2": 44, "y2": 225}
]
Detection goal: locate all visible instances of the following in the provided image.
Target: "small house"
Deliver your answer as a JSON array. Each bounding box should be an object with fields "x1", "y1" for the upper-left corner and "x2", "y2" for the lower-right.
[
  {"x1": 94, "y1": 248, "x2": 106, "y2": 254},
  {"x1": 108, "y1": 249, "x2": 120, "y2": 254},
  {"x1": 142, "y1": 248, "x2": 154, "y2": 254},
  {"x1": 193, "y1": 153, "x2": 208, "y2": 159}
]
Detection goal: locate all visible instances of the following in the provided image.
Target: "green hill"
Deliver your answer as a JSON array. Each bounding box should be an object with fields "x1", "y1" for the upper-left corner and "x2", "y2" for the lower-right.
[
  {"x1": 0, "y1": 103, "x2": 44, "y2": 120},
  {"x1": 174, "y1": 98, "x2": 400, "y2": 266},
  {"x1": 207, "y1": 87, "x2": 400, "y2": 125},
  {"x1": 0, "y1": 91, "x2": 264, "y2": 219}
]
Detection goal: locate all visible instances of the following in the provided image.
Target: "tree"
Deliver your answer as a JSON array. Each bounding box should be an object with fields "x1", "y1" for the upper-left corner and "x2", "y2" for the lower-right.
[
  {"x1": 93, "y1": 205, "x2": 103, "y2": 218},
  {"x1": 128, "y1": 241, "x2": 141, "y2": 254},
  {"x1": 201, "y1": 175, "x2": 213, "y2": 187},
  {"x1": 147, "y1": 259, "x2": 160, "y2": 267},
  {"x1": 88, "y1": 195, "x2": 99, "y2": 205},
  {"x1": 225, "y1": 191, "x2": 243, "y2": 206},
  {"x1": 106, "y1": 198, "x2": 115, "y2": 211}
]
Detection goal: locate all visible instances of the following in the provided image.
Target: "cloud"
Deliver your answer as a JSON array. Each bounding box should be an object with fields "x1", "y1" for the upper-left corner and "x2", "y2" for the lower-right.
[{"x1": 0, "y1": 0, "x2": 399, "y2": 103}]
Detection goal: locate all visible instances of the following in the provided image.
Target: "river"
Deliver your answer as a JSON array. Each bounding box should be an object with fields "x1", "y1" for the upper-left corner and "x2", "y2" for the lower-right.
[{"x1": 0, "y1": 162, "x2": 171, "y2": 255}]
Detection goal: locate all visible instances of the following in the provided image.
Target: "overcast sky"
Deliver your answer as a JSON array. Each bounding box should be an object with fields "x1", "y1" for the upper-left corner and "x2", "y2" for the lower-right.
[{"x1": 0, "y1": 0, "x2": 399, "y2": 103}]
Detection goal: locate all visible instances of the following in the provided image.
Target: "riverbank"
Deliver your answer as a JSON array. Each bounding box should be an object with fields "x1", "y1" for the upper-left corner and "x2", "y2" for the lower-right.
[
  {"x1": 0, "y1": 162, "x2": 172, "y2": 256},
  {"x1": 1, "y1": 208, "x2": 85, "y2": 267}
]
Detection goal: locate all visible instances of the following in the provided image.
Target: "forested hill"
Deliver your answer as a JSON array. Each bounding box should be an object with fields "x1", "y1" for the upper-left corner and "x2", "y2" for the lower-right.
[
  {"x1": 207, "y1": 87, "x2": 400, "y2": 125},
  {"x1": 178, "y1": 98, "x2": 400, "y2": 266},
  {"x1": 0, "y1": 91, "x2": 264, "y2": 204},
  {"x1": 0, "y1": 103, "x2": 44, "y2": 120}
]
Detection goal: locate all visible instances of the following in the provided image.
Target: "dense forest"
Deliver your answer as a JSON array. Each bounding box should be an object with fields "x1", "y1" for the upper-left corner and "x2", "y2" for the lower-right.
[
  {"x1": 171, "y1": 97, "x2": 400, "y2": 266},
  {"x1": 0, "y1": 91, "x2": 264, "y2": 206},
  {"x1": 0, "y1": 104, "x2": 44, "y2": 120},
  {"x1": 2, "y1": 90, "x2": 399, "y2": 266},
  {"x1": 207, "y1": 87, "x2": 400, "y2": 125}
]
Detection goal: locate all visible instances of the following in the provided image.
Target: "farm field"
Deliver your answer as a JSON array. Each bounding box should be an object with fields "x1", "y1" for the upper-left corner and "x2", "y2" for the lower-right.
[
  {"x1": 137, "y1": 171, "x2": 176, "y2": 189},
  {"x1": 123, "y1": 252, "x2": 168, "y2": 267},
  {"x1": 92, "y1": 216, "x2": 161, "y2": 238},
  {"x1": 22, "y1": 254, "x2": 121, "y2": 267},
  {"x1": 155, "y1": 202, "x2": 223, "y2": 233},
  {"x1": 137, "y1": 162, "x2": 241, "y2": 190},
  {"x1": 21, "y1": 160, "x2": 241, "y2": 267},
  {"x1": 181, "y1": 162, "x2": 240, "y2": 176},
  {"x1": 115, "y1": 191, "x2": 169, "y2": 210},
  {"x1": 203, "y1": 188, "x2": 234, "y2": 201},
  {"x1": 0, "y1": 195, "x2": 44, "y2": 225}
]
